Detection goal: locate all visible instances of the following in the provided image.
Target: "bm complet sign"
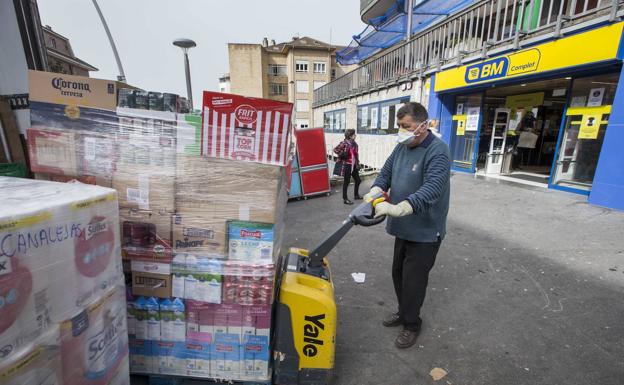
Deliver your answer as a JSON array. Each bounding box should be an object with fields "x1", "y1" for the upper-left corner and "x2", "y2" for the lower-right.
[{"x1": 434, "y1": 22, "x2": 624, "y2": 92}]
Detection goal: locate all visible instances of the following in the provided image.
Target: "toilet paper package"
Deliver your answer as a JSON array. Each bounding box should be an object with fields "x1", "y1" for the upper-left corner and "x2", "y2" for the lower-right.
[
  {"x1": 59, "y1": 285, "x2": 129, "y2": 385},
  {"x1": 0, "y1": 177, "x2": 124, "y2": 363},
  {"x1": 0, "y1": 328, "x2": 62, "y2": 385}
]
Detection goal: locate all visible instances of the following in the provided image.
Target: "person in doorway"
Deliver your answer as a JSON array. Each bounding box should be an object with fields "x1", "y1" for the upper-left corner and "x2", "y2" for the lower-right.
[
  {"x1": 513, "y1": 110, "x2": 538, "y2": 169},
  {"x1": 334, "y1": 128, "x2": 362, "y2": 205},
  {"x1": 363, "y1": 102, "x2": 450, "y2": 349}
]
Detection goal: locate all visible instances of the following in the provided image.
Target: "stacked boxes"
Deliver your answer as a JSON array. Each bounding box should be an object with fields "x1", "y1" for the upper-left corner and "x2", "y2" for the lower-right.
[
  {"x1": 0, "y1": 177, "x2": 128, "y2": 385},
  {"x1": 25, "y1": 81, "x2": 293, "y2": 382}
]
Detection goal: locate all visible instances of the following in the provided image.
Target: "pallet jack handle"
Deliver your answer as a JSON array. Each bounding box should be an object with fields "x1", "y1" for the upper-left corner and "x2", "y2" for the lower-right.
[{"x1": 308, "y1": 193, "x2": 387, "y2": 268}]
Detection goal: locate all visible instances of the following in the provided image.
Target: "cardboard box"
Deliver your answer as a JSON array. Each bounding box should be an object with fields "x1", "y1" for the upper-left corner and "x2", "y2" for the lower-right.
[
  {"x1": 78, "y1": 133, "x2": 117, "y2": 178},
  {"x1": 27, "y1": 128, "x2": 78, "y2": 175},
  {"x1": 34, "y1": 172, "x2": 113, "y2": 188},
  {"x1": 123, "y1": 239, "x2": 172, "y2": 263},
  {"x1": 201, "y1": 91, "x2": 293, "y2": 166},
  {"x1": 113, "y1": 163, "x2": 175, "y2": 212},
  {"x1": 171, "y1": 211, "x2": 228, "y2": 256},
  {"x1": 120, "y1": 208, "x2": 172, "y2": 244},
  {"x1": 132, "y1": 271, "x2": 172, "y2": 298}
]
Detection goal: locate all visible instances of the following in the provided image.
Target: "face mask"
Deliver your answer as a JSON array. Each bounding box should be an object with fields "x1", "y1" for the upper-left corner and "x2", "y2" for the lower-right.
[{"x1": 397, "y1": 129, "x2": 415, "y2": 144}]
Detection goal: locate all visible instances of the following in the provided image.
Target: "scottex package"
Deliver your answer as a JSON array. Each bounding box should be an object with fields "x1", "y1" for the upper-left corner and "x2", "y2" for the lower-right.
[{"x1": 0, "y1": 177, "x2": 127, "y2": 383}]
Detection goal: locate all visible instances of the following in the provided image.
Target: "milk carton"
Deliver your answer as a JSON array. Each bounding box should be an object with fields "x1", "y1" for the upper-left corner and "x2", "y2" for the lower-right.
[
  {"x1": 171, "y1": 253, "x2": 186, "y2": 298},
  {"x1": 227, "y1": 221, "x2": 274, "y2": 262},
  {"x1": 146, "y1": 297, "x2": 161, "y2": 341},
  {"x1": 184, "y1": 337, "x2": 211, "y2": 378},
  {"x1": 242, "y1": 335, "x2": 269, "y2": 380},
  {"x1": 158, "y1": 299, "x2": 173, "y2": 341},
  {"x1": 155, "y1": 341, "x2": 185, "y2": 376},
  {"x1": 170, "y1": 298, "x2": 186, "y2": 342},
  {"x1": 129, "y1": 338, "x2": 153, "y2": 373},
  {"x1": 126, "y1": 290, "x2": 136, "y2": 337},
  {"x1": 242, "y1": 305, "x2": 271, "y2": 337},
  {"x1": 134, "y1": 297, "x2": 148, "y2": 340},
  {"x1": 212, "y1": 333, "x2": 240, "y2": 379}
]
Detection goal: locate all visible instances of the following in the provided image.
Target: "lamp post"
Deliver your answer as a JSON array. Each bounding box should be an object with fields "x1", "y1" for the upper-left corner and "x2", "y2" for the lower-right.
[{"x1": 173, "y1": 38, "x2": 196, "y2": 110}]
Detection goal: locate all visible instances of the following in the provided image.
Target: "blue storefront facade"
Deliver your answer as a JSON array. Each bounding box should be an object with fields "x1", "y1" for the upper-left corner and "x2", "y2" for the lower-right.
[{"x1": 428, "y1": 21, "x2": 624, "y2": 211}]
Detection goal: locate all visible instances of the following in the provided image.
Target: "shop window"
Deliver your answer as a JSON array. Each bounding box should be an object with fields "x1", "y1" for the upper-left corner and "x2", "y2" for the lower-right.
[
  {"x1": 552, "y1": 72, "x2": 620, "y2": 191},
  {"x1": 323, "y1": 109, "x2": 346, "y2": 133},
  {"x1": 356, "y1": 97, "x2": 409, "y2": 135},
  {"x1": 449, "y1": 94, "x2": 483, "y2": 171}
]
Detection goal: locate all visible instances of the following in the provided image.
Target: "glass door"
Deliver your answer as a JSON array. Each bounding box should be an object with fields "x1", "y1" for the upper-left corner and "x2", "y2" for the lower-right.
[
  {"x1": 450, "y1": 94, "x2": 482, "y2": 172},
  {"x1": 485, "y1": 108, "x2": 510, "y2": 174},
  {"x1": 552, "y1": 73, "x2": 619, "y2": 192}
]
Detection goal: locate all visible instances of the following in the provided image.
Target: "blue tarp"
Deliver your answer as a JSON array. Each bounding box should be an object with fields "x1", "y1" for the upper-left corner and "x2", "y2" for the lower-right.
[{"x1": 337, "y1": 0, "x2": 475, "y2": 65}]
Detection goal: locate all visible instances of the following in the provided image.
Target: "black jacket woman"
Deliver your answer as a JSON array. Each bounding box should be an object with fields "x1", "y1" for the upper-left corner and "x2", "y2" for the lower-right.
[{"x1": 333, "y1": 128, "x2": 362, "y2": 205}]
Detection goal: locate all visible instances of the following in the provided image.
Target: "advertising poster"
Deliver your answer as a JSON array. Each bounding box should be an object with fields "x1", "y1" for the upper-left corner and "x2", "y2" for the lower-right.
[
  {"x1": 578, "y1": 113, "x2": 601, "y2": 139},
  {"x1": 381, "y1": 106, "x2": 389, "y2": 129},
  {"x1": 587, "y1": 88, "x2": 605, "y2": 107},
  {"x1": 394, "y1": 104, "x2": 403, "y2": 128},
  {"x1": 370, "y1": 107, "x2": 379, "y2": 128},
  {"x1": 361, "y1": 106, "x2": 368, "y2": 128},
  {"x1": 466, "y1": 107, "x2": 480, "y2": 131}
]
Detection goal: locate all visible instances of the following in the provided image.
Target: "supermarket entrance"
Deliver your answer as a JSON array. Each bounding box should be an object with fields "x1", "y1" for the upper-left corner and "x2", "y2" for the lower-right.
[{"x1": 477, "y1": 78, "x2": 570, "y2": 185}]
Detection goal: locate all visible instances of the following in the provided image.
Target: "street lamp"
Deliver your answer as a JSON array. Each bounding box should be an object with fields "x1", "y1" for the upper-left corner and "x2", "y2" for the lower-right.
[{"x1": 173, "y1": 38, "x2": 196, "y2": 110}]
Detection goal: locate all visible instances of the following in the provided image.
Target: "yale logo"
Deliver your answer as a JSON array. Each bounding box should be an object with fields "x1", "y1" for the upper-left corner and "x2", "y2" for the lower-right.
[
  {"x1": 302, "y1": 314, "x2": 325, "y2": 357},
  {"x1": 465, "y1": 57, "x2": 509, "y2": 83}
]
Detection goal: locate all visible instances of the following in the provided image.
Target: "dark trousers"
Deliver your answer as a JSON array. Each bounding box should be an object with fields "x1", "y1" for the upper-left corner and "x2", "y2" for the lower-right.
[
  {"x1": 392, "y1": 237, "x2": 441, "y2": 331},
  {"x1": 342, "y1": 165, "x2": 361, "y2": 200}
]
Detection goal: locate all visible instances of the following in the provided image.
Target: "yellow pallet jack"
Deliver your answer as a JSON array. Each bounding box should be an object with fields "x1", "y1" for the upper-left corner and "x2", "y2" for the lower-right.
[{"x1": 273, "y1": 194, "x2": 387, "y2": 384}]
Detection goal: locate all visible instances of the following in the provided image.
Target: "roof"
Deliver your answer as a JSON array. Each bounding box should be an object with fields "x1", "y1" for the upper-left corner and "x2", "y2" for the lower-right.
[
  {"x1": 264, "y1": 36, "x2": 342, "y2": 53},
  {"x1": 46, "y1": 47, "x2": 98, "y2": 72}
]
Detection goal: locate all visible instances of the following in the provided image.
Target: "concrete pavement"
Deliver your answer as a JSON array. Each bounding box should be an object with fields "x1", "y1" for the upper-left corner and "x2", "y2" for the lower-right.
[{"x1": 283, "y1": 172, "x2": 624, "y2": 385}]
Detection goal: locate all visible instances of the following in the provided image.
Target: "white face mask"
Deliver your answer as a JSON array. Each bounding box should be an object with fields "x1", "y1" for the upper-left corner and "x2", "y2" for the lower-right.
[{"x1": 397, "y1": 129, "x2": 415, "y2": 144}]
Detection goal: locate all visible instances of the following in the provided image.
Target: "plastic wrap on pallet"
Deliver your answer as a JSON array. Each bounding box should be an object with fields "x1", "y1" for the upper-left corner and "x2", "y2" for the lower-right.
[
  {"x1": 25, "y1": 80, "x2": 293, "y2": 381},
  {"x1": 0, "y1": 177, "x2": 128, "y2": 385}
]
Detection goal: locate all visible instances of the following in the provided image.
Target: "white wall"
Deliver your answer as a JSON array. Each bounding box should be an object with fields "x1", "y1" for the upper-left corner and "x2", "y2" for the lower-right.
[
  {"x1": 0, "y1": 1, "x2": 31, "y2": 134},
  {"x1": 317, "y1": 77, "x2": 430, "y2": 170}
]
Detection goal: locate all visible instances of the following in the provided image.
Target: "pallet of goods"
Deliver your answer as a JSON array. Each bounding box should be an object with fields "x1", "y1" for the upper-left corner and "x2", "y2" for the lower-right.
[
  {"x1": 25, "y1": 73, "x2": 293, "y2": 383},
  {"x1": 0, "y1": 177, "x2": 129, "y2": 385}
]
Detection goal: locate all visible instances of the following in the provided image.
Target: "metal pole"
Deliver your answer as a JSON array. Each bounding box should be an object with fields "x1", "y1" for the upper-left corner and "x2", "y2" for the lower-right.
[
  {"x1": 92, "y1": 0, "x2": 126, "y2": 82},
  {"x1": 184, "y1": 51, "x2": 193, "y2": 110},
  {"x1": 406, "y1": 0, "x2": 415, "y2": 41}
]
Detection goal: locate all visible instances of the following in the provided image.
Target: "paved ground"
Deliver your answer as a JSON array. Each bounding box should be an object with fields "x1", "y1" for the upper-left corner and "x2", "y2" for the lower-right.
[{"x1": 283, "y1": 173, "x2": 624, "y2": 385}]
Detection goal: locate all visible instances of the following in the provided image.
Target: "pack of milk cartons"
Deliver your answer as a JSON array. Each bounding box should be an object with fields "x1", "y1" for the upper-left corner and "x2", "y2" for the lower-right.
[{"x1": 0, "y1": 177, "x2": 129, "y2": 385}]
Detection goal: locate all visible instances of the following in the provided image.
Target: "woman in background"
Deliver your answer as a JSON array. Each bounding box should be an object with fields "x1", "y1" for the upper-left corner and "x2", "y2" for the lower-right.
[{"x1": 334, "y1": 129, "x2": 362, "y2": 205}]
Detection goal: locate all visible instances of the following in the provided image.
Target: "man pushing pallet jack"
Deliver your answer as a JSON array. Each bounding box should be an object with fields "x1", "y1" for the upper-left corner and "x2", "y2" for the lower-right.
[{"x1": 273, "y1": 102, "x2": 451, "y2": 384}]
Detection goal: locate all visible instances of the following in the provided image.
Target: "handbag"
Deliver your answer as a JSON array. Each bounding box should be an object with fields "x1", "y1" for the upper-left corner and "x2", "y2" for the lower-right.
[
  {"x1": 518, "y1": 131, "x2": 538, "y2": 149},
  {"x1": 333, "y1": 160, "x2": 345, "y2": 177}
]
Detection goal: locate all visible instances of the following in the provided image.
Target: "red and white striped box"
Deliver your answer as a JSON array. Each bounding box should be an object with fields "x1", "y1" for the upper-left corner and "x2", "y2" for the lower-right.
[{"x1": 201, "y1": 91, "x2": 293, "y2": 166}]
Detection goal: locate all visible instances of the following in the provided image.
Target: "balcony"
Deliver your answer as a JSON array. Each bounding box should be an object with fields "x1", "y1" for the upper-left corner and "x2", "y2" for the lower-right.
[
  {"x1": 316, "y1": 0, "x2": 624, "y2": 108},
  {"x1": 361, "y1": 0, "x2": 397, "y2": 22}
]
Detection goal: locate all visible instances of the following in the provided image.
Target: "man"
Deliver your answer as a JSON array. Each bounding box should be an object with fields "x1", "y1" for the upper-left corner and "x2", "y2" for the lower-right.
[{"x1": 364, "y1": 102, "x2": 450, "y2": 349}]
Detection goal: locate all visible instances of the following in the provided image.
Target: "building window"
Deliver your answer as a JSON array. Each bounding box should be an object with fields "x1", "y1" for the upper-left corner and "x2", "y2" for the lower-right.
[
  {"x1": 313, "y1": 81, "x2": 326, "y2": 90},
  {"x1": 295, "y1": 60, "x2": 308, "y2": 73},
  {"x1": 323, "y1": 109, "x2": 346, "y2": 133},
  {"x1": 313, "y1": 62, "x2": 326, "y2": 74},
  {"x1": 331, "y1": 68, "x2": 337, "y2": 80},
  {"x1": 50, "y1": 38, "x2": 56, "y2": 49},
  {"x1": 296, "y1": 119, "x2": 309, "y2": 129},
  {"x1": 296, "y1": 80, "x2": 309, "y2": 93},
  {"x1": 268, "y1": 64, "x2": 287, "y2": 76},
  {"x1": 296, "y1": 99, "x2": 309, "y2": 112},
  {"x1": 356, "y1": 97, "x2": 410, "y2": 135},
  {"x1": 269, "y1": 83, "x2": 287, "y2": 95}
]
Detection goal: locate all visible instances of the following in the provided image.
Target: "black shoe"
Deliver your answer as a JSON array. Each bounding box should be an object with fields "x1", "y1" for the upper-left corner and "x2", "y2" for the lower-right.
[
  {"x1": 354, "y1": 195, "x2": 363, "y2": 200},
  {"x1": 395, "y1": 328, "x2": 420, "y2": 349},
  {"x1": 343, "y1": 199, "x2": 354, "y2": 205},
  {"x1": 382, "y1": 313, "x2": 402, "y2": 327}
]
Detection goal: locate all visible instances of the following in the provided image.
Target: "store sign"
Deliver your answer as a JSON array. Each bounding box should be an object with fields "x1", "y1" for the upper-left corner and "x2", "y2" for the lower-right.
[
  {"x1": 452, "y1": 115, "x2": 467, "y2": 136},
  {"x1": 435, "y1": 22, "x2": 624, "y2": 92},
  {"x1": 505, "y1": 92, "x2": 545, "y2": 109}
]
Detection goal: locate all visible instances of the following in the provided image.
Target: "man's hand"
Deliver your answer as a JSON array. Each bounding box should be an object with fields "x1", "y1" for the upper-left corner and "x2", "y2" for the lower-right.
[
  {"x1": 374, "y1": 201, "x2": 413, "y2": 218},
  {"x1": 363, "y1": 186, "x2": 383, "y2": 202}
]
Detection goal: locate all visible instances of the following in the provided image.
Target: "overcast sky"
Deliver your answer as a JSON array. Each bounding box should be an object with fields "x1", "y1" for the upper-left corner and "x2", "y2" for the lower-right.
[{"x1": 37, "y1": 0, "x2": 365, "y2": 108}]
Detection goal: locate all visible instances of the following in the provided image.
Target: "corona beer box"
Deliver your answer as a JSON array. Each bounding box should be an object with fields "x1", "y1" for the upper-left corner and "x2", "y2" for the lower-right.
[{"x1": 200, "y1": 91, "x2": 293, "y2": 166}]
